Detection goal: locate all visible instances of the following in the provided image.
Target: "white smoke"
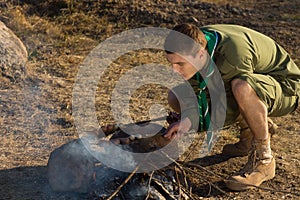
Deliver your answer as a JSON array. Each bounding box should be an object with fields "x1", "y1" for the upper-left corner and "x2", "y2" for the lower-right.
[{"x1": 84, "y1": 137, "x2": 138, "y2": 171}]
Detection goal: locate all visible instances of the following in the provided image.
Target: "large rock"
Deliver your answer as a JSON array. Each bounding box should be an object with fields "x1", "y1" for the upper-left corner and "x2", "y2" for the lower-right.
[
  {"x1": 47, "y1": 139, "x2": 96, "y2": 193},
  {"x1": 0, "y1": 20, "x2": 27, "y2": 82}
]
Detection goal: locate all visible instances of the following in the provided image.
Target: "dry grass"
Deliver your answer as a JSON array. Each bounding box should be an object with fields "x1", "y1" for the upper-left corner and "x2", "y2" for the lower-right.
[{"x1": 0, "y1": 0, "x2": 299, "y2": 199}]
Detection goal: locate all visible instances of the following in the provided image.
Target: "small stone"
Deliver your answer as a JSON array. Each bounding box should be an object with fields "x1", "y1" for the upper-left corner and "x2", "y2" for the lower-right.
[
  {"x1": 135, "y1": 134, "x2": 142, "y2": 139},
  {"x1": 129, "y1": 135, "x2": 136, "y2": 140}
]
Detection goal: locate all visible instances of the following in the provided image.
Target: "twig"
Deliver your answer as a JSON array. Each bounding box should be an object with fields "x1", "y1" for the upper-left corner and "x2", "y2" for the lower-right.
[
  {"x1": 184, "y1": 162, "x2": 224, "y2": 179},
  {"x1": 153, "y1": 166, "x2": 199, "y2": 200},
  {"x1": 161, "y1": 151, "x2": 230, "y2": 197},
  {"x1": 151, "y1": 178, "x2": 177, "y2": 200},
  {"x1": 178, "y1": 185, "x2": 200, "y2": 200},
  {"x1": 106, "y1": 165, "x2": 140, "y2": 200},
  {"x1": 207, "y1": 182, "x2": 212, "y2": 197},
  {"x1": 174, "y1": 166, "x2": 182, "y2": 200},
  {"x1": 160, "y1": 151, "x2": 209, "y2": 199},
  {"x1": 174, "y1": 166, "x2": 200, "y2": 200},
  {"x1": 145, "y1": 171, "x2": 155, "y2": 200},
  {"x1": 175, "y1": 163, "x2": 191, "y2": 195},
  {"x1": 183, "y1": 167, "x2": 229, "y2": 197},
  {"x1": 161, "y1": 151, "x2": 189, "y2": 188},
  {"x1": 182, "y1": 133, "x2": 203, "y2": 162},
  {"x1": 181, "y1": 167, "x2": 189, "y2": 190}
]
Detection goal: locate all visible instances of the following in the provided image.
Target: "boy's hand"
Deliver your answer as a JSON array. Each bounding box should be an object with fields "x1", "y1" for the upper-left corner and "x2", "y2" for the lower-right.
[{"x1": 164, "y1": 117, "x2": 192, "y2": 140}]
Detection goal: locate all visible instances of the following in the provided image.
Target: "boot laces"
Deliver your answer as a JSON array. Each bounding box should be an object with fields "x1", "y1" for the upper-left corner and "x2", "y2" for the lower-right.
[{"x1": 239, "y1": 149, "x2": 259, "y2": 176}]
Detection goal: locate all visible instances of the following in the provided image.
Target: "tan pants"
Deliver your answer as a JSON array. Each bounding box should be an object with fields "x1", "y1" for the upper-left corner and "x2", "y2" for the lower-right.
[{"x1": 224, "y1": 74, "x2": 299, "y2": 126}]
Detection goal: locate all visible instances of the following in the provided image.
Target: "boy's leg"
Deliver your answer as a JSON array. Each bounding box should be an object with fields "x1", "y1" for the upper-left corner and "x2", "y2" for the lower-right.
[
  {"x1": 225, "y1": 78, "x2": 275, "y2": 190},
  {"x1": 222, "y1": 116, "x2": 277, "y2": 157},
  {"x1": 225, "y1": 74, "x2": 298, "y2": 190}
]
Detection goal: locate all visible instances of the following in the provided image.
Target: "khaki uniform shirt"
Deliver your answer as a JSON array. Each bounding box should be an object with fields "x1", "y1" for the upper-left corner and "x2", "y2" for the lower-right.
[{"x1": 203, "y1": 24, "x2": 300, "y2": 97}]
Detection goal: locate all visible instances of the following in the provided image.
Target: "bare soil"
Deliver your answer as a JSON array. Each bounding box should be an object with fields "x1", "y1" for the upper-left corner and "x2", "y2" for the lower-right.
[{"x1": 0, "y1": 0, "x2": 299, "y2": 199}]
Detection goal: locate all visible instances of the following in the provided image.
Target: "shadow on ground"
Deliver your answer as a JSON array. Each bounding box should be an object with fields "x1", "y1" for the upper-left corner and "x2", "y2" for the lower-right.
[
  {"x1": 0, "y1": 156, "x2": 232, "y2": 200},
  {"x1": 0, "y1": 166, "x2": 85, "y2": 200},
  {"x1": 191, "y1": 153, "x2": 233, "y2": 167}
]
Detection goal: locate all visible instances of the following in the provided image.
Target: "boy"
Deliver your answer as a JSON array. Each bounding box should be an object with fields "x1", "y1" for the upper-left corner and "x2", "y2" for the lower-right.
[{"x1": 163, "y1": 23, "x2": 300, "y2": 190}]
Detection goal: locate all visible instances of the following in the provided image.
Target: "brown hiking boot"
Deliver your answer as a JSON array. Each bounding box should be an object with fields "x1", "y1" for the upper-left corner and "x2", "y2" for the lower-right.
[
  {"x1": 222, "y1": 117, "x2": 277, "y2": 157},
  {"x1": 225, "y1": 137, "x2": 276, "y2": 191},
  {"x1": 222, "y1": 127, "x2": 253, "y2": 157}
]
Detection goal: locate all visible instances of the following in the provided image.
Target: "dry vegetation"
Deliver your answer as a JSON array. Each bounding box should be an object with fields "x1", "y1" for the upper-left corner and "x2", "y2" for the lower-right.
[{"x1": 0, "y1": 0, "x2": 299, "y2": 199}]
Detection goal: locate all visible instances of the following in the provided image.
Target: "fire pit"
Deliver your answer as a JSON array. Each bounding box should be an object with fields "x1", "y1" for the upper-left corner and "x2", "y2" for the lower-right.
[
  {"x1": 47, "y1": 122, "x2": 181, "y2": 198},
  {"x1": 88, "y1": 165, "x2": 178, "y2": 200}
]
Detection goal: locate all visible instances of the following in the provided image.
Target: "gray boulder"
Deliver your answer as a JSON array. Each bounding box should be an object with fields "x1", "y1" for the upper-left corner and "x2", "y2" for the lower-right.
[{"x1": 0, "y1": 20, "x2": 27, "y2": 82}]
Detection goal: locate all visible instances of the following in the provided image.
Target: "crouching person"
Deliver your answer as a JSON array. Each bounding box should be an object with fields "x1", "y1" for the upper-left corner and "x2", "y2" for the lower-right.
[{"x1": 163, "y1": 23, "x2": 300, "y2": 190}]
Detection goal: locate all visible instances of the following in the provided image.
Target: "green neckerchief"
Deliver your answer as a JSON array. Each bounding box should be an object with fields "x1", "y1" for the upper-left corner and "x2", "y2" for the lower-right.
[
  {"x1": 196, "y1": 30, "x2": 218, "y2": 132},
  {"x1": 202, "y1": 29, "x2": 218, "y2": 57}
]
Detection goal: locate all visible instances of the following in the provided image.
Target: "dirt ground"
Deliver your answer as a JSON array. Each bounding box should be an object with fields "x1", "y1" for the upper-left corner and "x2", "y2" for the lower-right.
[{"x1": 0, "y1": 0, "x2": 299, "y2": 199}]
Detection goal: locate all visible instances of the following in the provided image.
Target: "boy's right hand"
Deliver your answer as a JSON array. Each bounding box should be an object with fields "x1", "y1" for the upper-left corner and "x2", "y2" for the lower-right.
[{"x1": 164, "y1": 117, "x2": 191, "y2": 140}]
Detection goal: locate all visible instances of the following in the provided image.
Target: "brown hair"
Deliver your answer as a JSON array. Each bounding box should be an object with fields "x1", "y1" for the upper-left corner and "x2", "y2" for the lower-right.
[{"x1": 164, "y1": 23, "x2": 207, "y2": 57}]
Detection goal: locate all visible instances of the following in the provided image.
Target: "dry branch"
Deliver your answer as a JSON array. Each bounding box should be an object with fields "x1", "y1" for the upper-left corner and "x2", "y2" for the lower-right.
[
  {"x1": 183, "y1": 166, "x2": 229, "y2": 197},
  {"x1": 151, "y1": 178, "x2": 177, "y2": 200},
  {"x1": 184, "y1": 162, "x2": 224, "y2": 179},
  {"x1": 174, "y1": 167, "x2": 182, "y2": 200},
  {"x1": 161, "y1": 150, "x2": 230, "y2": 198},
  {"x1": 145, "y1": 171, "x2": 155, "y2": 200}
]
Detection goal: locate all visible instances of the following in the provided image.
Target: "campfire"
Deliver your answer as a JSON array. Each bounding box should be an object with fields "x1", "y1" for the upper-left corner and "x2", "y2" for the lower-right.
[
  {"x1": 47, "y1": 122, "x2": 227, "y2": 199},
  {"x1": 88, "y1": 164, "x2": 180, "y2": 199}
]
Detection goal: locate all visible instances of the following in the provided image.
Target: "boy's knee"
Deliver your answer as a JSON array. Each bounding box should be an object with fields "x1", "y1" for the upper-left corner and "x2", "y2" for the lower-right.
[{"x1": 231, "y1": 78, "x2": 253, "y2": 100}]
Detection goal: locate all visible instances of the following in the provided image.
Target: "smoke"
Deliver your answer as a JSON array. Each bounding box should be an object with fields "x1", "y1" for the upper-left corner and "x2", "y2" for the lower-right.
[
  {"x1": 47, "y1": 139, "x2": 95, "y2": 193},
  {"x1": 89, "y1": 139, "x2": 138, "y2": 172},
  {"x1": 47, "y1": 134, "x2": 180, "y2": 199}
]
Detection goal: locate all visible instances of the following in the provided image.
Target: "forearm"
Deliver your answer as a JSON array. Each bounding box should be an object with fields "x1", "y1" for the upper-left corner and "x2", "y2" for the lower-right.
[{"x1": 170, "y1": 83, "x2": 199, "y2": 131}]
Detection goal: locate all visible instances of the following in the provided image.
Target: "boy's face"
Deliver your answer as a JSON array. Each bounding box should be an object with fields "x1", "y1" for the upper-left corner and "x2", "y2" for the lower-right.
[{"x1": 166, "y1": 53, "x2": 201, "y2": 80}]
